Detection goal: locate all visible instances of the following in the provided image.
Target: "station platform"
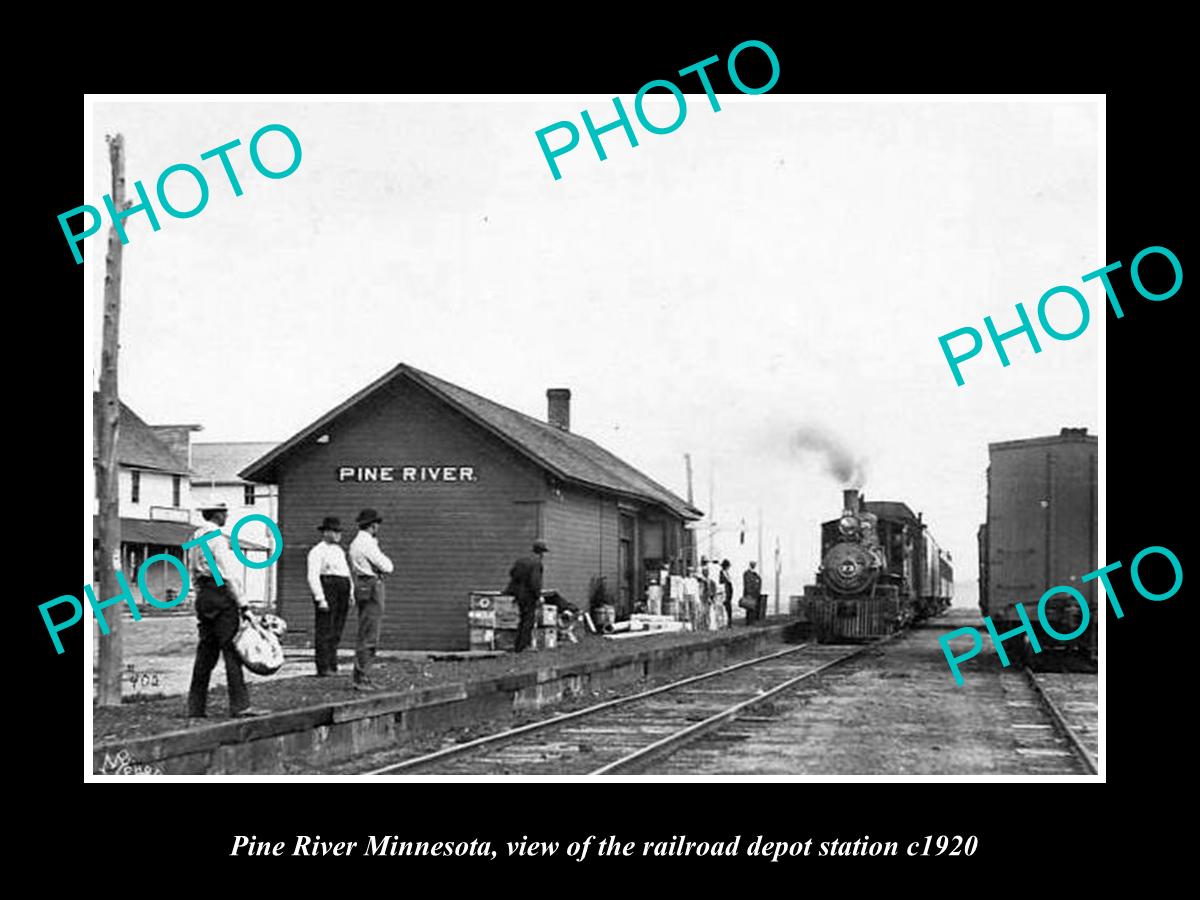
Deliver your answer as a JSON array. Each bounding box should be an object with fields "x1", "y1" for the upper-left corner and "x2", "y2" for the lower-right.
[{"x1": 93, "y1": 616, "x2": 805, "y2": 775}]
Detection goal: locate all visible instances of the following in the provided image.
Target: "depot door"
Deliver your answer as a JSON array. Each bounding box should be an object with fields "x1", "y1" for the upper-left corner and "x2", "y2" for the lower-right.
[{"x1": 618, "y1": 512, "x2": 636, "y2": 614}]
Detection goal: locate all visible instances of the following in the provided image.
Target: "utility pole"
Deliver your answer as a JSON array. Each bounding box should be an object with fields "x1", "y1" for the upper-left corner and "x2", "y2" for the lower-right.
[
  {"x1": 707, "y1": 463, "x2": 715, "y2": 563},
  {"x1": 96, "y1": 134, "x2": 126, "y2": 707},
  {"x1": 684, "y1": 453, "x2": 694, "y2": 507},
  {"x1": 683, "y1": 453, "x2": 696, "y2": 568},
  {"x1": 774, "y1": 536, "x2": 781, "y2": 617},
  {"x1": 757, "y1": 508, "x2": 763, "y2": 574}
]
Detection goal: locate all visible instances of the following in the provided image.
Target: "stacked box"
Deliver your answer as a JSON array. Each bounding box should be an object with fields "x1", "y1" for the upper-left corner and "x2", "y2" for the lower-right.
[
  {"x1": 646, "y1": 585, "x2": 663, "y2": 616},
  {"x1": 536, "y1": 626, "x2": 558, "y2": 650},
  {"x1": 468, "y1": 592, "x2": 500, "y2": 650},
  {"x1": 493, "y1": 596, "x2": 521, "y2": 629},
  {"x1": 494, "y1": 629, "x2": 520, "y2": 652},
  {"x1": 469, "y1": 627, "x2": 495, "y2": 651},
  {"x1": 538, "y1": 604, "x2": 557, "y2": 627}
]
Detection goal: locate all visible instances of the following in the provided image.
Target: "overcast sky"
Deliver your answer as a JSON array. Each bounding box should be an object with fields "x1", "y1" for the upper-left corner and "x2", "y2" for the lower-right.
[{"x1": 89, "y1": 99, "x2": 1099, "y2": 605}]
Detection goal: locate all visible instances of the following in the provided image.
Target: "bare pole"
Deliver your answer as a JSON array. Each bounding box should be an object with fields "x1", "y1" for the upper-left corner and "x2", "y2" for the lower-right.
[
  {"x1": 96, "y1": 134, "x2": 126, "y2": 707},
  {"x1": 707, "y1": 463, "x2": 714, "y2": 563},
  {"x1": 774, "y1": 535, "x2": 781, "y2": 617},
  {"x1": 757, "y1": 508, "x2": 763, "y2": 575},
  {"x1": 683, "y1": 452, "x2": 694, "y2": 506},
  {"x1": 683, "y1": 453, "x2": 696, "y2": 568}
]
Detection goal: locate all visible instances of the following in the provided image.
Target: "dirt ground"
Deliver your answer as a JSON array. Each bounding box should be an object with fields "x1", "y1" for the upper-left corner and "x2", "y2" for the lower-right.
[
  {"x1": 92, "y1": 613, "x2": 788, "y2": 744},
  {"x1": 654, "y1": 609, "x2": 1099, "y2": 775}
]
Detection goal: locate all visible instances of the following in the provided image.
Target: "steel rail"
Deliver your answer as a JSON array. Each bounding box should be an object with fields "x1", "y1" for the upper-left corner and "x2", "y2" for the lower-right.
[
  {"x1": 588, "y1": 634, "x2": 899, "y2": 775},
  {"x1": 1023, "y1": 666, "x2": 1098, "y2": 775},
  {"x1": 365, "y1": 641, "x2": 813, "y2": 775}
]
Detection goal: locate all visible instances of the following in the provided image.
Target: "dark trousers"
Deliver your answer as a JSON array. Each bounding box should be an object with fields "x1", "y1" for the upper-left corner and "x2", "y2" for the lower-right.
[
  {"x1": 515, "y1": 598, "x2": 537, "y2": 652},
  {"x1": 187, "y1": 580, "x2": 249, "y2": 716},
  {"x1": 724, "y1": 599, "x2": 733, "y2": 627},
  {"x1": 354, "y1": 575, "x2": 385, "y2": 682},
  {"x1": 314, "y1": 575, "x2": 351, "y2": 674},
  {"x1": 746, "y1": 595, "x2": 765, "y2": 624}
]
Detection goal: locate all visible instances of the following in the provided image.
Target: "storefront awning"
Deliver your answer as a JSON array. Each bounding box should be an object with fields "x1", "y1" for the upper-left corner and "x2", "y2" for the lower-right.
[{"x1": 89, "y1": 517, "x2": 269, "y2": 552}]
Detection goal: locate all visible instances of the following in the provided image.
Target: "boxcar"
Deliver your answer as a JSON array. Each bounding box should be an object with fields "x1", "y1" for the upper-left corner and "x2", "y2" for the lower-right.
[{"x1": 978, "y1": 428, "x2": 1098, "y2": 663}]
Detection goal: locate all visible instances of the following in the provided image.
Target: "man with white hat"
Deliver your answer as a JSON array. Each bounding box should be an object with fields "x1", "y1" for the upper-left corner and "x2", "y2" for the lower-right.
[{"x1": 185, "y1": 501, "x2": 269, "y2": 718}]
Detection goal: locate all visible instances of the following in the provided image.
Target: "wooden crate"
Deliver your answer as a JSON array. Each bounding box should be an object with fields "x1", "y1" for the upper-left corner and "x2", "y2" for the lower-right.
[
  {"x1": 646, "y1": 585, "x2": 663, "y2": 615},
  {"x1": 536, "y1": 627, "x2": 557, "y2": 650},
  {"x1": 493, "y1": 596, "x2": 521, "y2": 629},
  {"x1": 538, "y1": 603, "x2": 557, "y2": 627},
  {"x1": 468, "y1": 591, "x2": 501, "y2": 610},
  {"x1": 468, "y1": 608, "x2": 496, "y2": 628},
  {"x1": 494, "y1": 629, "x2": 519, "y2": 652}
]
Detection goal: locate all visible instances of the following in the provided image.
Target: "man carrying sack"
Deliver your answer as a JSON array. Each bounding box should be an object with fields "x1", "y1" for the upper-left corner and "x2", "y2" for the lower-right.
[{"x1": 186, "y1": 502, "x2": 270, "y2": 719}]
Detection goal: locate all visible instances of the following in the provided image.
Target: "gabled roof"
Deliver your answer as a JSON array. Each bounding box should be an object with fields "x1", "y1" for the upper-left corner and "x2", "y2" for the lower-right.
[
  {"x1": 240, "y1": 364, "x2": 702, "y2": 520},
  {"x1": 192, "y1": 442, "x2": 279, "y2": 484},
  {"x1": 92, "y1": 394, "x2": 190, "y2": 475}
]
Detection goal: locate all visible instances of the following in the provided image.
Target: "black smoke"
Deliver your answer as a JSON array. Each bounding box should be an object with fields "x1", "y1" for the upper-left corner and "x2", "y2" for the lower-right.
[{"x1": 790, "y1": 425, "x2": 867, "y2": 488}]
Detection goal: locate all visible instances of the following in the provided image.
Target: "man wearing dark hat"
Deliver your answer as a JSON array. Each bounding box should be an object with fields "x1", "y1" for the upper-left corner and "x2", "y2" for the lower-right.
[
  {"x1": 348, "y1": 509, "x2": 394, "y2": 691},
  {"x1": 505, "y1": 540, "x2": 548, "y2": 653},
  {"x1": 185, "y1": 502, "x2": 269, "y2": 718},
  {"x1": 719, "y1": 559, "x2": 735, "y2": 628},
  {"x1": 307, "y1": 516, "x2": 354, "y2": 676},
  {"x1": 743, "y1": 560, "x2": 763, "y2": 625}
]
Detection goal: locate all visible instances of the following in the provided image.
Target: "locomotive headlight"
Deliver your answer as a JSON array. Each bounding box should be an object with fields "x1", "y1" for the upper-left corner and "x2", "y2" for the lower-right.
[{"x1": 839, "y1": 516, "x2": 858, "y2": 533}]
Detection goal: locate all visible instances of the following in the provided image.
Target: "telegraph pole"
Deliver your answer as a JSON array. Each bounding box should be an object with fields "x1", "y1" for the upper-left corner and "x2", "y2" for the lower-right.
[
  {"x1": 707, "y1": 464, "x2": 715, "y2": 563},
  {"x1": 774, "y1": 536, "x2": 781, "y2": 617},
  {"x1": 96, "y1": 134, "x2": 125, "y2": 707},
  {"x1": 756, "y1": 508, "x2": 763, "y2": 574},
  {"x1": 684, "y1": 453, "x2": 696, "y2": 568}
]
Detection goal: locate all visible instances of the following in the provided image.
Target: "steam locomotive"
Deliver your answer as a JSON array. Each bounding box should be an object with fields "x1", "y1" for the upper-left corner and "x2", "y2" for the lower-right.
[{"x1": 803, "y1": 489, "x2": 953, "y2": 642}]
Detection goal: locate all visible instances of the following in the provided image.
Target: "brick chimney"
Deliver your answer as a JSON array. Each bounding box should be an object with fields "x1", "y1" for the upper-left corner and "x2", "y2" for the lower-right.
[{"x1": 547, "y1": 389, "x2": 571, "y2": 431}]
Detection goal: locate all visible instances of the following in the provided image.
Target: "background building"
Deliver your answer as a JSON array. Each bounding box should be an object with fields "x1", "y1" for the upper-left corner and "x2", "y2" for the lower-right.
[
  {"x1": 241, "y1": 364, "x2": 703, "y2": 650},
  {"x1": 91, "y1": 397, "x2": 196, "y2": 604}
]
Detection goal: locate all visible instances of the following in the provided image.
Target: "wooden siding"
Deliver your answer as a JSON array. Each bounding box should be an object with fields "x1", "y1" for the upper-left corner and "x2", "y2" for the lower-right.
[
  {"x1": 277, "y1": 377, "x2": 549, "y2": 650},
  {"x1": 542, "y1": 484, "x2": 619, "y2": 613},
  {"x1": 272, "y1": 375, "x2": 691, "y2": 649}
]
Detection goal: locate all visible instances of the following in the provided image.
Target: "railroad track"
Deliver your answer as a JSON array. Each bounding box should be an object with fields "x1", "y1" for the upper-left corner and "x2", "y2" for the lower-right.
[
  {"x1": 1023, "y1": 666, "x2": 1099, "y2": 775},
  {"x1": 364, "y1": 640, "x2": 884, "y2": 776}
]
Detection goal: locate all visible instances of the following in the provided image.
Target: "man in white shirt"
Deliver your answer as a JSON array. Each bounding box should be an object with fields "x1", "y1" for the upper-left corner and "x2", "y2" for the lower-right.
[
  {"x1": 347, "y1": 508, "x2": 394, "y2": 691},
  {"x1": 307, "y1": 516, "x2": 354, "y2": 677},
  {"x1": 185, "y1": 502, "x2": 269, "y2": 718}
]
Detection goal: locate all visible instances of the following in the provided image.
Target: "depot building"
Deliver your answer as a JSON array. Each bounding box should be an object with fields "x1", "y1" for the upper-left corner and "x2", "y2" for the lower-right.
[{"x1": 240, "y1": 363, "x2": 702, "y2": 650}]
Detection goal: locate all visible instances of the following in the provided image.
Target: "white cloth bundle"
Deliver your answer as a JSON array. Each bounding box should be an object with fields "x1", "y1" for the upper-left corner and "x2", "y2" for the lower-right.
[{"x1": 234, "y1": 613, "x2": 286, "y2": 675}]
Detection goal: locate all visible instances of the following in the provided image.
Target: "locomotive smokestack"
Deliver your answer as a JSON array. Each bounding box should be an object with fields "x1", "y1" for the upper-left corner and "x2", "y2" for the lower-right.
[{"x1": 843, "y1": 489, "x2": 860, "y2": 514}]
